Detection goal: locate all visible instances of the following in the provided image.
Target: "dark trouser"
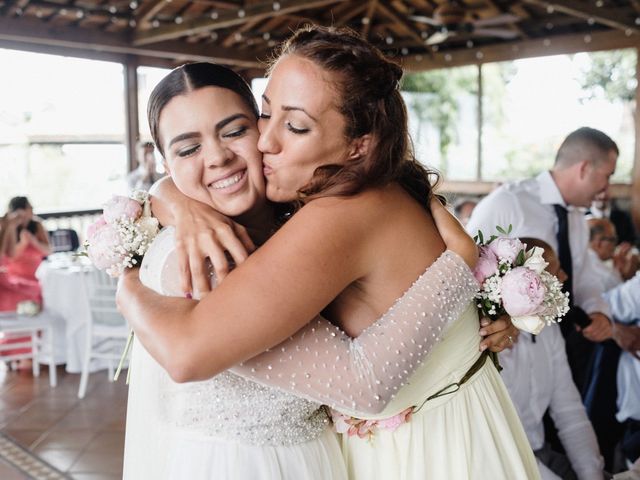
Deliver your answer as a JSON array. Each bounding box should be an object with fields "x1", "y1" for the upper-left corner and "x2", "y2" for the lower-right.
[
  {"x1": 583, "y1": 340, "x2": 624, "y2": 471},
  {"x1": 534, "y1": 443, "x2": 578, "y2": 480},
  {"x1": 622, "y1": 419, "x2": 640, "y2": 463}
]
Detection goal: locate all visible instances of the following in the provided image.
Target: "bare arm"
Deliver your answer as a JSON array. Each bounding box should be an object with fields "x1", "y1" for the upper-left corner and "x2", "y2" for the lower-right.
[{"x1": 118, "y1": 197, "x2": 369, "y2": 382}]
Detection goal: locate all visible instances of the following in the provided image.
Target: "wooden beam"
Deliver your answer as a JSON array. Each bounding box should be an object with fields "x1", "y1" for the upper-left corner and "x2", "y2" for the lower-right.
[
  {"x1": 124, "y1": 57, "x2": 139, "y2": 173},
  {"x1": 361, "y1": 0, "x2": 378, "y2": 39},
  {"x1": 376, "y1": 1, "x2": 425, "y2": 44},
  {"x1": 135, "y1": 1, "x2": 167, "y2": 27},
  {"x1": 440, "y1": 180, "x2": 632, "y2": 198},
  {"x1": 523, "y1": 0, "x2": 640, "y2": 34},
  {"x1": 133, "y1": 0, "x2": 345, "y2": 46},
  {"x1": 402, "y1": 29, "x2": 640, "y2": 71},
  {"x1": 0, "y1": 16, "x2": 263, "y2": 68},
  {"x1": 633, "y1": 47, "x2": 640, "y2": 232}
]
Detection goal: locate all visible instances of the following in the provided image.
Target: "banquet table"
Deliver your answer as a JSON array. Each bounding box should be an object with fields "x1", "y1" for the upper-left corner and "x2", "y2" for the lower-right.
[{"x1": 36, "y1": 254, "x2": 111, "y2": 373}]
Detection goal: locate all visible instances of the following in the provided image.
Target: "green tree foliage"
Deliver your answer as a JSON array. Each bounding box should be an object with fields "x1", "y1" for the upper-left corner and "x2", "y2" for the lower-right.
[{"x1": 576, "y1": 49, "x2": 637, "y2": 103}]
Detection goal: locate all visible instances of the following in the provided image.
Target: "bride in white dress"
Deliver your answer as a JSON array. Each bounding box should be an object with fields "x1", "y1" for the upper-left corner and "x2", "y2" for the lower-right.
[
  {"x1": 119, "y1": 26, "x2": 539, "y2": 480},
  {"x1": 122, "y1": 62, "x2": 485, "y2": 479}
]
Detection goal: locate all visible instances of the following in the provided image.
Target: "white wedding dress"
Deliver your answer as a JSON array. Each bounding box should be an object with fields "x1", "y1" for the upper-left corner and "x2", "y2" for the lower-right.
[{"x1": 123, "y1": 227, "x2": 346, "y2": 480}]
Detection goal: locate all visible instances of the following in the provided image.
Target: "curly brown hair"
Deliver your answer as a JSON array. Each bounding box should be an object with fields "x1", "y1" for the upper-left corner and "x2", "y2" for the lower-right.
[{"x1": 271, "y1": 25, "x2": 440, "y2": 208}]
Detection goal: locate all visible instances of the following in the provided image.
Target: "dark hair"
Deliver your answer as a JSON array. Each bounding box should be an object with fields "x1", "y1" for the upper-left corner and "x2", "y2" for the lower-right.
[
  {"x1": 8, "y1": 196, "x2": 30, "y2": 212},
  {"x1": 555, "y1": 127, "x2": 619, "y2": 168},
  {"x1": 148, "y1": 62, "x2": 259, "y2": 157},
  {"x1": 271, "y1": 25, "x2": 439, "y2": 207}
]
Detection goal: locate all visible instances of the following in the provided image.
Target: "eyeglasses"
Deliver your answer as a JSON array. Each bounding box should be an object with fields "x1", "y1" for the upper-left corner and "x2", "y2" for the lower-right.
[{"x1": 600, "y1": 236, "x2": 618, "y2": 244}]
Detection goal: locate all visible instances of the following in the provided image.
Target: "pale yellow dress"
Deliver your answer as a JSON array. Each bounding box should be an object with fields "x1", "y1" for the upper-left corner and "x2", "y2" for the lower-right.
[{"x1": 234, "y1": 251, "x2": 540, "y2": 479}]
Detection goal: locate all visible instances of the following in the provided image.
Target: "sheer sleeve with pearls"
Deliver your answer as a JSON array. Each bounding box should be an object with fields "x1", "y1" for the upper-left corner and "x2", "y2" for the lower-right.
[{"x1": 229, "y1": 250, "x2": 479, "y2": 415}]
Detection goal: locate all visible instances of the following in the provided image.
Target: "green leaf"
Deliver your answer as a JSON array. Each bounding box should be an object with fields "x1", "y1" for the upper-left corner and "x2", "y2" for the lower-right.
[
  {"x1": 507, "y1": 224, "x2": 513, "y2": 234},
  {"x1": 477, "y1": 230, "x2": 484, "y2": 244},
  {"x1": 496, "y1": 225, "x2": 506, "y2": 235},
  {"x1": 516, "y1": 249, "x2": 526, "y2": 266}
]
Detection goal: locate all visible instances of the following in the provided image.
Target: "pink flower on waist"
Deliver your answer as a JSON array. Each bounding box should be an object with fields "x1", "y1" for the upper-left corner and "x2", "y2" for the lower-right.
[{"x1": 331, "y1": 407, "x2": 414, "y2": 440}]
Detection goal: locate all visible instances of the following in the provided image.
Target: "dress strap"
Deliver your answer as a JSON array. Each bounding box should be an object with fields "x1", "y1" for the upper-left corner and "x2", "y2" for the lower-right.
[{"x1": 413, "y1": 350, "x2": 500, "y2": 414}]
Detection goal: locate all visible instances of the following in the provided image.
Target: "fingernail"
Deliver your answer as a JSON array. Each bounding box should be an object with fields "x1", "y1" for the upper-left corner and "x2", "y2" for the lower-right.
[
  {"x1": 479, "y1": 329, "x2": 487, "y2": 336},
  {"x1": 185, "y1": 292, "x2": 192, "y2": 299},
  {"x1": 480, "y1": 319, "x2": 490, "y2": 327},
  {"x1": 479, "y1": 344, "x2": 487, "y2": 352}
]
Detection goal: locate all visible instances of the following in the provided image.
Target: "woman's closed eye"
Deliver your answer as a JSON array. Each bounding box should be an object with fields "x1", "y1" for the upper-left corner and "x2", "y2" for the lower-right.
[
  {"x1": 177, "y1": 144, "x2": 201, "y2": 158},
  {"x1": 286, "y1": 122, "x2": 309, "y2": 134},
  {"x1": 222, "y1": 125, "x2": 248, "y2": 138}
]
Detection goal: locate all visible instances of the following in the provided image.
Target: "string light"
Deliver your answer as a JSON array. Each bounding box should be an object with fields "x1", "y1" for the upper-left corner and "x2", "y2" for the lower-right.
[
  {"x1": 635, "y1": 17, "x2": 640, "y2": 25},
  {"x1": 546, "y1": 5, "x2": 554, "y2": 13},
  {"x1": 211, "y1": 32, "x2": 219, "y2": 40},
  {"x1": 235, "y1": 32, "x2": 243, "y2": 41},
  {"x1": 543, "y1": 38, "x2": 551, "y2": 46},
  {"x1": 625, "y1": 29, "x2": 633, "y2": 36},
  {"x1": 238, "y1": 9, "x2": 245, "y2": 17},
  {"x1": 36, "y1": 10, "x2": 43, "y2": 18},
  {"x1": 15, "y1": 7, "x2": 23, "y2": 15},
  {"x1": 466, "y1": 40, "x2": 474, "y2": 48},
  {"x1": 476, "y1": 51, "x2": 484, "y2": 60},
  {"x1": 415, "y1": 54, "x2": 423, "y2": 61},
  {"x1": 109, "y1": 5, "x2": 117, "y2": 14},
  {"x1": 263, "y1": 32, "x2": 271, "y2": 40},
  {"x1": 361, "y1": 17, "x2": 370, "y2": 25},
  {"x1": 421, "y1": 31, "x2": 429, "y2": 39},
  {"x1": 401, "y1": 48, "x2": 409, "y2": 55},
  {"x1": 385, "y1": 36, "x2": 394, "y2": 44},
  {"x1": 584, "y1": 34, "x2": 592, "y2": 43},
  {"x1": 76, "y1": 10, "x2": 84, "y2": 19},
  {"x1": 432, "y1": 45, "x2": 439, "y2": 52},
  {"x1": 152, "y1": 19, "x2": 160, "y2": 28},
  {"x1": 60, "y1": 8, "x2": 67, "y2": 15},
  {"x1": 130, "y1": 1, "x2": 138, "y2": 9},
  {"x1": 129, "y1": 19, "x2": 137, "y2": 27},
  {"x1": 444, "y1": 53, "x2": 452, "y2": 62},
  {"x1": 546, "y1": 22, "x2": 553, "y2": 30},
  {"x1": 273, "y1": 2, "x2": 281, "y2": 10},
  {"x1": 175, "y1": 16, "x2": 183, "y2": 24},
  {"x1": 595, "y1": 0, "x2": 604, "y2": 6},
  {"x1": 268, "y1": 40, "x2": 276, "y2": 47},
  {"x1": 211, "y1": 11, "x2": 219, "y2": 19},
  {"x1": 587, "y1": 17, "x2": 595, "y2": 25}
]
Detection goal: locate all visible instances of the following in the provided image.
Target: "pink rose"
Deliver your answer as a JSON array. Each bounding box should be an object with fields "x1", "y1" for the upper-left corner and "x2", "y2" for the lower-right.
[
  {"x1": 103, "y1": 195, "x2": 142, "y2": 224},
  {"x1": 501, "y1": 267, "x2": 546, "y2": 316},
  {"x1": 86, "y1": 216, "x2": 107, "y2": 240},
  {"x1": 488, "y1": 237, "x2": 524, "y2": 263},
  {"x1": 86, "y1": 221, "x2": 125, "y2": 270},
  {"x1": 376, "y1": 407, "x2": 413, "y2": 432},
  {"x1": 473, "y1": 246, "x2": 499, "y2": 285}
]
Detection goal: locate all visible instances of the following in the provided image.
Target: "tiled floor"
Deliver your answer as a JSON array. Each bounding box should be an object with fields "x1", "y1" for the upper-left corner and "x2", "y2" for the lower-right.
[{"x1": 0, "y1": 363, "x2": 127, "y2": 479}]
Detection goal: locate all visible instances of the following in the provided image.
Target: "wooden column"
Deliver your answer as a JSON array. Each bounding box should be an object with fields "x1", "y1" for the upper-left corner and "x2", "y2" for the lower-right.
[
  {"x1": 124, "y1": 57, "x2": 140, "y2": 173},
  {"x1": 633, "y1": 48, "x2": 640, "y2": 232}
]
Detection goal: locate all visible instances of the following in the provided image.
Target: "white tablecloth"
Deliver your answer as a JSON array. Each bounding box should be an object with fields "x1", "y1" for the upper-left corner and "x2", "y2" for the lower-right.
[{"x1": 36, "y1": 259, "x2": 109, "y2": 373}]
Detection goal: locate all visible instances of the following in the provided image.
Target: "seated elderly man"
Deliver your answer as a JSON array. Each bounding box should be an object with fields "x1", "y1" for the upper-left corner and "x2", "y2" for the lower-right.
[{"x1": 588, "y1": 218, "x2": 639, "y2": 291}]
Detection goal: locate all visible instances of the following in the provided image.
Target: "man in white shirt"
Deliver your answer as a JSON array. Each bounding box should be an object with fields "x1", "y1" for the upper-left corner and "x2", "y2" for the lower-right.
[
  {"x1": 588, "y1": 218, "x2": 624, "y2": 292},
  {"x1": 500, "y1": 237, "x2": 605, "y2": 480},
  {"x1": 467, "y1": 127, "x2": 617, "y2": 390},
  {"x1": 605, "y1": 273, "x2": 640, "y2": 468}
]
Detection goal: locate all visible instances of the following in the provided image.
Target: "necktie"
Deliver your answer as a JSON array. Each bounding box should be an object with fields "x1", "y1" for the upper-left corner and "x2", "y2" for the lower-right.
[{"x1": 553, "y1": 204, "x2": 573, "y2": 306}]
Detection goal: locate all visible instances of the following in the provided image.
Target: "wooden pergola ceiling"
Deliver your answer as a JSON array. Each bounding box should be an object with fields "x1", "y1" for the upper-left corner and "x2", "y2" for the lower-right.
[{"x1": 1, "y1": 0, "x2": 640, "y2": 75}]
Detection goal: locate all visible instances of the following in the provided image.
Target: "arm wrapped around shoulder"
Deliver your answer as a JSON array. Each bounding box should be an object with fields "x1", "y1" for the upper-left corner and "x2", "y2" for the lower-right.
[{"x1": 230, "y1": 250, "x2": 479, "y2": 415}]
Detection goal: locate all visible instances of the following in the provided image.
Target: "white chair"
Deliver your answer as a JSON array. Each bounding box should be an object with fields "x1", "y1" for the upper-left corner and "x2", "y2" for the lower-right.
[
  {"x1": 77, "y1": 267, "x2": 129, "y2": 399},
  {"x1": 0, "y1": 310, "x2": 57, "y2": 387}
]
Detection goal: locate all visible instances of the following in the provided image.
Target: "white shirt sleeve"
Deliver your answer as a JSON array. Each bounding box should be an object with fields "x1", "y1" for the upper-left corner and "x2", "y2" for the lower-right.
[
  {"x1": 604, "y1": 272, "x2": 640, "y2": 323},
  {"x1": 466, "y1": 188, "x2": 526, "y2": 240},
  {"x1": 572, "y1": 234, "x2": 611, "y2": 317},
  {"x1": 547, "y1": 326, "x2": 605, "y2": 480}
]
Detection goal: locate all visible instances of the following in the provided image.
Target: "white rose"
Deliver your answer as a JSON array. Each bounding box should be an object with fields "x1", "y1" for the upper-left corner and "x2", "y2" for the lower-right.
[
  {"x1": 512, "y1": 315, "x2": 546, "y2": 335},
  {"x1": 523, "y1": 246, "x2": 548, "y2": 274},
  {"x1": 136, "y1": 216, "x2": 160, "y2": 240}
]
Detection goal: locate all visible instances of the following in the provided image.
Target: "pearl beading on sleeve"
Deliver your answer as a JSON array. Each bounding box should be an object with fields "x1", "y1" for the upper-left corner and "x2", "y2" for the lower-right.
[{"x1": 231, "y1": 250, "x2": 480, "y2": 415}]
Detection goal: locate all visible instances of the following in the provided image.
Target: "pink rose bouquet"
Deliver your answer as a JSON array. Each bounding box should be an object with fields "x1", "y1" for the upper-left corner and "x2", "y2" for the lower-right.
[
  {"x1": 473, "y1": 226, "x2": 569, "y2": 335},
  {"x1": 84, "y1": 191, "x2": 159, "y2": 277}
]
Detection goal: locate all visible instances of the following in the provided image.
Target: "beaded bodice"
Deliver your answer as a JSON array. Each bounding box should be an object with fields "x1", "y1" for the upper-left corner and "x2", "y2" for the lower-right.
[{"x1": 140, "y1": 227, "x2": 328, "y2": 446}]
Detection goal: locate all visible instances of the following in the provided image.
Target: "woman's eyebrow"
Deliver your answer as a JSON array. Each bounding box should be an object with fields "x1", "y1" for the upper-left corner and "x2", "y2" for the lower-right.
[
  {"x1": 216, "y1": 113, "x2": 250, "y2": 131},
  {"x1": 262, "y1": 94, "x2": 317, "y2": 122},
  {"x1": 168, "y1": 132, "x2": 200, "y2": 148}
]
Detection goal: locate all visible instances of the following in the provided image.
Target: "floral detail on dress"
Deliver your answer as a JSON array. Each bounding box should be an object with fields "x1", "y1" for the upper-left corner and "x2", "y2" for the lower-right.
[{"x1": 331, "y1": 407, "x2": 413, "y2": 440}]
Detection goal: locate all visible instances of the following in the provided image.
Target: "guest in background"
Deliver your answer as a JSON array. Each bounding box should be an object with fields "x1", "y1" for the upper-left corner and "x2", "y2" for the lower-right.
[
  {"x1": 500, "y1": 237, "x2": 605, "y2": 480},
  {"x1": 588, "y1": 218, "x2": 624, "y2": 291},
  {"x1": 3, "y1": 196, "x2": 50, "y2": 283},
  {"x1": 467, "y1": 127, "x2": 617, "y2": 390},
  {"x1": 590, "y1": 190, "x2": 637, "y2": 247},
  {"x1": 127, "y1": 141, "x2": 164, "y2": 192},
  {"x1": 604, "y1": 273, "x2": 640, "y2": 470},
  {"x1": 454, "y1": 197, "x2": 478, "y2": 227}
]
